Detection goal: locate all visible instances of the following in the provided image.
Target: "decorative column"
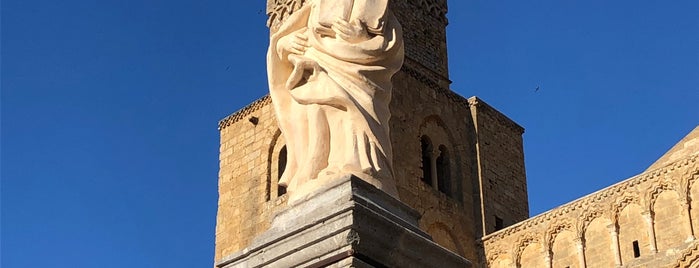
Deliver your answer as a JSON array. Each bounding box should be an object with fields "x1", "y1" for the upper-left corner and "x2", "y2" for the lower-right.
[
  {"x1": 544, "y1": 249, "x2": 552, "y2": 268},
  {"x1": 430, "y1": 149, "x2": 438, "y2": 187},
  {"x1": 574, "y1": 237, "x2": 587, "y2": 268},
  {"x1": 682, "y1": 201, "x2": 696, "y2": 242},
  {"x1": 608, "y1": 224, "x2": 622, "y2": 267},
  {"x1": 642, "y1": 211, "x2": 658, "y2": 254}
]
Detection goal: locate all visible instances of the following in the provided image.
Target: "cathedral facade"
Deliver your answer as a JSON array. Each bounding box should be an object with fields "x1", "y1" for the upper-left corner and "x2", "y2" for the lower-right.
[{"x1": 483, "y1": 127, "x2": 699, "y2": 267}]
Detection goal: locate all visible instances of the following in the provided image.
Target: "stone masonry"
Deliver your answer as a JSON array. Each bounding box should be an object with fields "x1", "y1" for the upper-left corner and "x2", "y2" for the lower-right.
[
  {"x1": 214, "y1": 0, "x2": 529, "y2": 265},
  {"x1": 482, "y1": 127, "x2": 699, "y2": 268},
  {"x1": 216, "y1": 175, "x2": 472, "y2": 268},
  {"x1": 214, "y1": 0, "x2": 699, "y2": 267},
  {"x1": 214, "y1": 81, "x2": 529, "y2": 266}
]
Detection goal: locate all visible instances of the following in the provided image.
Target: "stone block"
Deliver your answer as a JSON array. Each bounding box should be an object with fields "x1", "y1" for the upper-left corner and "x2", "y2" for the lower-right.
[{"x1": 216, "y1": 175, "x2": 471, "y2": 268}]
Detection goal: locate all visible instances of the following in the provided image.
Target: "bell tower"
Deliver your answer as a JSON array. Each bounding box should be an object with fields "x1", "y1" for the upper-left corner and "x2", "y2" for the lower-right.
[
  {"x1": 391, "y1": 0, "x2": 451, "y2": 88},
  {"x1": 214, "y1": 1, "x2": 529, "y2": 266}
]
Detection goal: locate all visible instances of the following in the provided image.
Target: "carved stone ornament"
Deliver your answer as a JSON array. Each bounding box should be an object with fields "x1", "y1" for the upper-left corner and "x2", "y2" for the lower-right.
[
  {"x1": 266, "y1": 0, "x2": 404, "y2": 204},
  {"x1": 267, "y1": 0, "x2": 306, "y2": 31}
]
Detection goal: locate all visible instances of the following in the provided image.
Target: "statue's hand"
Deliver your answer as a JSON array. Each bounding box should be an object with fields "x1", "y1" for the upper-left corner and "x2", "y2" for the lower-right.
[
  {"x1": 277, "y1": 32, "x2": 309, "y2": 58},
  {"x1": 332, "y1": 19, "x2": 369, "y2": 43},
  {"x1": 313, "y1": 24, "x2": 335, "y2": 38}
]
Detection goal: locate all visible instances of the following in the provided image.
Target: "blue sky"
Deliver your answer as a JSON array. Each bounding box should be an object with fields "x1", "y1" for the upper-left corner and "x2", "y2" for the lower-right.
[{"x1": 2, "y1": 0, "x2": 697, "y2": 267}]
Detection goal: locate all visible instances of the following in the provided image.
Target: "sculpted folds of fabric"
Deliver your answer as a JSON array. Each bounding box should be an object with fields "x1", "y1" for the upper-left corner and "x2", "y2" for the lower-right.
[{"x1": 267, "y1": 0, "x2": 404, "y2": 202}]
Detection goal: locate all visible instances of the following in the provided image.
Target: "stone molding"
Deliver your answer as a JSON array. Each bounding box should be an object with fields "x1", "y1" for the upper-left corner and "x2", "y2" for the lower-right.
[
  {"x1": 467, "y1": 97, "x2": 525, "y2": 134},
  {"x1": 410, "y1": 0, "x2": 448, "y2": 23},
  {"x1": 402, "y1": 59, "x2": 524, "y2": 135},
  {"x1": 216, "y1": 175, "x2": 472, "y2": 268},
  {"x1": 216, "y1": 92, "x2": 526, "y2": 138},
  {"x1": 402, "y1": 57, "x2": 452, "y2": 89},
  {"x1": 675, "y1": 241, "x2": 699, "y2": 268},
  {"x1": 481, "y1": 154, "x2": 699, "y2": 267},
  {"x1": 218, "y1": 95, "x2": 271, "y2": 130},
  {"x1": 215, "y1": 61, "x2": 453, "y2": 131}
]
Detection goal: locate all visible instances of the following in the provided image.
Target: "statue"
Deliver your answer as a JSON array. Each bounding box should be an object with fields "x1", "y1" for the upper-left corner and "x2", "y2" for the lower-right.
[{"x1": 266, "y1": 0, "x2": 404, "y2": 202}]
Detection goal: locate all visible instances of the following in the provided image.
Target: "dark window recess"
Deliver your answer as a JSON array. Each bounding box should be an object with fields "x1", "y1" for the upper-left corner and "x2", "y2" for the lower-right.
[
  {"x1": 495, "y1": 216, "x2": 504, "y2": 231},
  {"x1": 632, "y1": 240, "x2": 641, "y2": 258},
  {"x1": 420, "y1": 136, "x2": 433, "y2": 186},
  {"x1": 436, "y1": 145, "x2": 451, "y2": 195},
  {"x1": 277, "y1": 146, "x2": 288, "y2": 196}
]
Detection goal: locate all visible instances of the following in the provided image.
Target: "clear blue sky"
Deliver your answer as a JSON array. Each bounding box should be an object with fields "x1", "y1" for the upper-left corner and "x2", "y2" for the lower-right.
[{"x1": 2, "y1": 0, "x2": 697, "y2": 267}]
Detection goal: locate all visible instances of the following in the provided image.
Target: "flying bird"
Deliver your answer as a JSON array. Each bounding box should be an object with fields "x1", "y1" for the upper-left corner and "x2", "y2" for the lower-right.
[{"x1": 535, "y1": 85, "x2": 540, "y2": 92}]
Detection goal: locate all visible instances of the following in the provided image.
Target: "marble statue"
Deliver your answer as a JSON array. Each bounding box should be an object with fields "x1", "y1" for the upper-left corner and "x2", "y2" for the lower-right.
[{"x1": 267, "y1": 0, "x2": 404, "y2": 202}]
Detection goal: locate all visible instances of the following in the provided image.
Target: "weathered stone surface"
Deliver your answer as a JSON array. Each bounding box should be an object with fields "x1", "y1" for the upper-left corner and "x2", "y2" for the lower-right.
[
  {"x1": 647, "y1": 126, "x2": 699, "y2": 171},
  {"x1": 214, "y1": 1, "x2": 529, "y2": 264},
  {"x1": 216, "y1": 1, "x2": 699, "y2": 267},
  {"x1": 213, "y1": 91, "x2": 527, "y2": 264},
  {"x1": 482, "y1": 136, "x2": 699, "y2": 268},
  {"x1": 216, "y1": 175, "x2": 471, "y2": 268},
  {"x1": 267, "y1": 0, "x2": 405, "y2": 203}
]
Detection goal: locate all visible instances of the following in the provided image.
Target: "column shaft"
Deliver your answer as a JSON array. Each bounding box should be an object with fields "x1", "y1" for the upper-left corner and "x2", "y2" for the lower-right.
[
  {"x1": 609, "y1": 224, "x2": 622, "y2": 267},
  {"x1": 643, "y1": 212, "x2": 658, "y2": 254}
]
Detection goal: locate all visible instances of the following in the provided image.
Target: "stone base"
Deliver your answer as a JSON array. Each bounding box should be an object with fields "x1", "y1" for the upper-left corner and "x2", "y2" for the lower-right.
[{"x1": 216, "y1": 175, "x2": 472, "y2": 268}]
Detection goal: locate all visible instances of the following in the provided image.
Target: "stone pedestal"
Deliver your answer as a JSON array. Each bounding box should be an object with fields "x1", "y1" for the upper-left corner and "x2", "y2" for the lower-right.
[{"x1": 215, "y1": 175, "x2": 471, "y2": 268}]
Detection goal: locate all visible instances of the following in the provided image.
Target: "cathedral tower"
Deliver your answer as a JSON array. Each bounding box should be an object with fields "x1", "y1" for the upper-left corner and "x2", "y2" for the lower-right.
[{"x1": 214, "y1": 1, "x2": 529, "y2": 265}]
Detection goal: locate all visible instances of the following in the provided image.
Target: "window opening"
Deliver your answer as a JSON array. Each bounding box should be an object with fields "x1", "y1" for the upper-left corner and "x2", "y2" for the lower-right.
[
  {"x1": 277, "y1": 146, "x2": 287, "y2": 196},
  {"x1": 632, "y1": 240, "x2": 640, "y2": 258},
  {"x1": 495, "y1": 216, "x2": 504, "y2": 231}
]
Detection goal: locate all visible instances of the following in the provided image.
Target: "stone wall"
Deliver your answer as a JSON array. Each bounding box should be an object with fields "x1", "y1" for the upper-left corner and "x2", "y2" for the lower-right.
[
  {"x1": 468, "y1": 98, "x2": 529, "y2": 236},
  {"x1": 214, "y1": 78, "x2": 529, "y2": 265},
  {"x1": 215, "y1": 96, "x2": 284, "y2": 261},
  {"x1": 390, "y1": 0, "x2": 451, "y2": 88},
  {"x1": 482, "y1": 155, "x2": 699, "y2": 268}
]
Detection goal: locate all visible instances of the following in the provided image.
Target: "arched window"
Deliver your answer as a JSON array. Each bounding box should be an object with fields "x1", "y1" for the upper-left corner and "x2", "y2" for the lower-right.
[
  {"x1": 420, "y1": 135, "x2": 433, "y2": 186},
  {"x1": 277, "y1": 146, "x2": 287, "y2": 196},
  {"x1": 436, "y1": 145, "x2": 451, "y2": 195}
]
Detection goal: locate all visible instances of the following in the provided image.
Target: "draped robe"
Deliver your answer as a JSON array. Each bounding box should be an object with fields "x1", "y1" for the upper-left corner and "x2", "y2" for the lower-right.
[{"x1": 267, "y1": 0, "x2": 404, "y2": 201}]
